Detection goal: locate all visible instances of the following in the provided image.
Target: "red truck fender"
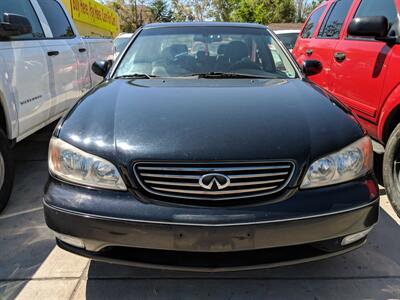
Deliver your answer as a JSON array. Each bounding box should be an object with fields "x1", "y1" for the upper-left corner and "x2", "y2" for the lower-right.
[{"x1": 378, "y1": 83, "x2": 400, "y2": 143}]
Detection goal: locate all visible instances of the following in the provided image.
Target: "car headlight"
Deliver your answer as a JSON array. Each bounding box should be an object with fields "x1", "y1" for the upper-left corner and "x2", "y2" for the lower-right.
[
  {"x1": 301, "y1": 136, "x2": 373, "y2": 189},
  {"x1": 48, "y1": 137, "x2": 127, "y2": 191}
]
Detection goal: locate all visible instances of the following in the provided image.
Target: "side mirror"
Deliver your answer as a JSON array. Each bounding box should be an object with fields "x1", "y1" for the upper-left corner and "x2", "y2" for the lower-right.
[
  {"x1": 92, "y1": 60, "x2": 113, "y2": 78},
  {"x1": 0, "y1": 13, "x2": 32, "y2": 38},
  {"x1": 303, "y1": 60, "x2": 322, "y2": 76},
  {"x1": 348, "y1": 16, "x2": 395, "y2": 43}
]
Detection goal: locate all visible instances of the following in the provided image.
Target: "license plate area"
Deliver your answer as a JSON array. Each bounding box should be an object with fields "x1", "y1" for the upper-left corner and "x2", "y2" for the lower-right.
[{"x1": 173, "y1": 227, "x2": 256, "y2": 252}]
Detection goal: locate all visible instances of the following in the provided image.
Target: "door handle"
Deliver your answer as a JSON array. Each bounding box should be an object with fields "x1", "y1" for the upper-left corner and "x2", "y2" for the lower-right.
[
  {"x1": 334, "y1": 52, "x2": 346, "y2": 62},
  {"x1": 78, "y1": 48, "x2": 87, "y2": 53},
  {"x1": 47, "y1": 51, "x2": 59, "y2": 57},
  {"x1": 306, "y1": 49, "x2": 313, "y2": 56}
]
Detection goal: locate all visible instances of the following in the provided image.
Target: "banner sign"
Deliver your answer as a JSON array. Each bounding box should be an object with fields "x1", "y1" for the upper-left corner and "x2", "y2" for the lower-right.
[{"x1": 70, "y1": 0, "x2": 118, "y2": 34}]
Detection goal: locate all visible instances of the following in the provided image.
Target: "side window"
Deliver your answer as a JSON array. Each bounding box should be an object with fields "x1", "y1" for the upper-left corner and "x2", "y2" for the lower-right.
[
  {"x1": 37, "y1": 0, "x2": 74, "y2": 38},
  {"x1": 0, "y1": 0, "x2": 44, "y2": 40},
  {"x1": 301, "y1": 5, "x2": 326, "y2": 38},
  {"x1": 355, "y1": 0, "x2": 398, "y2": 29},
  {"x1": 318, "y1": 0, "x2": 353, "y2": 39}
]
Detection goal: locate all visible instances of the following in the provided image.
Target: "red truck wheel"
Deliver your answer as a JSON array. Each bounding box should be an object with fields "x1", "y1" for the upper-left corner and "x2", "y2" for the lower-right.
[
  {"x1": 383, "y1": 123, "x2": 400, "y2": 217},
  {"x1": 0, "y1": 130, "x2": 14, "y2": 213}
]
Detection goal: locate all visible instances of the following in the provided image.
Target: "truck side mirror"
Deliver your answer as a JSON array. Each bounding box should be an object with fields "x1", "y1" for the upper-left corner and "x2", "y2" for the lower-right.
[
  {"x1": 0, "y1": 13, "x2": 32, "y2": 38},
  {"x1": 348, "y1": 16, "x2": 396, "y2": 43},
  {"x1": 92, "y1": 60, "x2": 113, "y2": 78},
  {"x1": 303, "y1": 60, "x2": 322, "y2": 76}
]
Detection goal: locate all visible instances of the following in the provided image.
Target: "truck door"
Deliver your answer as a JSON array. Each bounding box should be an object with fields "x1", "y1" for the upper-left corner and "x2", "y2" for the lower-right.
[
  {"x1": 329, "y1": 0, "x2": 397, "y2": 122},
  {"x1": 57, "y1": 0, "x2": 92, "y2": 95},
  {"x1": 295, "y1": 0, "x2": 353, "y2": 90},
  {"x1": 71, "y1": 38, "x2": 92, "y2": 95},
  {"x1": 0, "y1": 0, "x2": 52, "y2": 138},
  {"x1": 292, "y1": 3, "x2": 327, "y2": 87},
  {"x1": 35, "y1": 0, "x2": 81, "y2": 117}
]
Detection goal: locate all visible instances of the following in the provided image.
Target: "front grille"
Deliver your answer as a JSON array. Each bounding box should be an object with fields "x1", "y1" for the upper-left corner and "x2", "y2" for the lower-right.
[{"x1": 133, "y1": 161, "x2": 295, "y2": 201}]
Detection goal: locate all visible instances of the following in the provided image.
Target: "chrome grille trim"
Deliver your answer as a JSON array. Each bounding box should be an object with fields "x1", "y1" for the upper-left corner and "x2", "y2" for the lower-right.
[
  {"x1": 134, "y1": 161, "x2": 296, "y2": 201},
  {"x1": 144, "y1": 178, "x2": 285, "y2": 188},
  {"x1": 140, "y1": 173, "x2": 200, "y2": 179},
  {"x1": 229, "y1": 172, "x2": 289, "y2": 179},
  {"x1": 152, "y1": 185, "x2": 279, "y2": 195},
  {"x1": 144, "y1": 180, "x2": 200, "y2": 187},
  {"x1": 228, "y1": 179, "x2": 285, "y2": 187},
  {"x1": 137, "y1": 165, "x2": 292, "y2": 172}
]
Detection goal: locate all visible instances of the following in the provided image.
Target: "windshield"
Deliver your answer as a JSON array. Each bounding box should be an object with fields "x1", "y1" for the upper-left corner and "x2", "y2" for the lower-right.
[
  {"x1": 114, "y1": 26, "x2": 297, "y2": 79},
  {"x1": 276, "y1": 33, "x2": 299, "y2": 50},
  {"x1": 114, "y1": 37, "x2": 131, "y2": 54}
]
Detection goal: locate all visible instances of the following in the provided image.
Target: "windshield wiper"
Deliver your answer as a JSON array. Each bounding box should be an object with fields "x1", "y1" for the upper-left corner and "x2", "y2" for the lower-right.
[
  {"x1": 115, "y1": 73, "x2": 158, "y2": 79},
  {"x1": 187, "y1": 72, "x2": 277, "y2": 79}
]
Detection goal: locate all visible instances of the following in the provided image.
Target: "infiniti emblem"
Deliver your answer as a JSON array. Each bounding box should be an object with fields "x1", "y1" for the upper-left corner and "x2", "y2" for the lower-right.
[{"x1": 199, "y1": 173, "x2": 231, "y2": 190}]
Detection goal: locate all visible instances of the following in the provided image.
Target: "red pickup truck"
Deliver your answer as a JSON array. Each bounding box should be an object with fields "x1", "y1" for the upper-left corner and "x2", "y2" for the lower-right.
[{"x1": 293, "y1": 0, "x2": 400, "y2": 214}]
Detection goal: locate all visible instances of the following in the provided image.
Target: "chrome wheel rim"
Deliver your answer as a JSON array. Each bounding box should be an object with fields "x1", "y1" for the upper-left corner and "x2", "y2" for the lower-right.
[{"x1": 0, "y1": 152, "x2": 4, "y2": 191}]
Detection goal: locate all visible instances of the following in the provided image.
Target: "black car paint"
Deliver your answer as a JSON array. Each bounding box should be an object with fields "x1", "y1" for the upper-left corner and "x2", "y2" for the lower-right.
[
  {"x1": 44, "y1": 175, "x2": 379, "y2": 270},
  {"x1": 45, "y1": 175, "x2": 377, "y2": 223},
  {"x1": 45, "y1": 23, "x2": 378, "y2": 270},
  {"x1": 55, "y1": 238, "x2": 367, "y2": 272},
  {"x1": 57, "y1": 78, "x2": 363, "y2": 190}
]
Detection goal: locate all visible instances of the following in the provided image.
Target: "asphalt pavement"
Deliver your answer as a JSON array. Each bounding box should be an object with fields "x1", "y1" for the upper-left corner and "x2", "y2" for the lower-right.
[{"x1": 1, "y1": 124, "x2": 399, "y2": 300}]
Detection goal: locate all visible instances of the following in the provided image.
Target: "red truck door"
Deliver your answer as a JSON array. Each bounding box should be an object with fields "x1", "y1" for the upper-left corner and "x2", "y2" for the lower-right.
[
  {"x1": 309, "y1": 0, "x2": 354, "y2": 90},
  {"x1": 294, "y1": 0, "x2": 354, "y2": 91},
  {"x1": 293, "y1": 4, "x2": 328, "y2": 87},
  {"x1": 328, "y1": 0, "x2": 398, "y2": 123}
]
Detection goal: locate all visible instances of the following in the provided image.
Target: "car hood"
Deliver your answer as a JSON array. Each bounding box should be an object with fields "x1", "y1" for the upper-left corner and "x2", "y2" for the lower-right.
[{"x1": 58, "y1": 78, "x2": 363, "y2": 179}]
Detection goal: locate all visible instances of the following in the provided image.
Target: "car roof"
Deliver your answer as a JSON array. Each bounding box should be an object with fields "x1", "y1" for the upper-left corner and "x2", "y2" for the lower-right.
[
  {"x1": 116, "y1": 33, "x2": 134, "y2": 39},
  {"x1": 143, "y1": 22, "x2": 267, "y2": 29},
  {"x1": 274, "y1": 30, "x2": 300, "y2": 34}
]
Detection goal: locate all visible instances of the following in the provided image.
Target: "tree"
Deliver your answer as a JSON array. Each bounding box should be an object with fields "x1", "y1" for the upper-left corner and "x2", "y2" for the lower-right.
[
  {"x1": 188, "y1": 0, "x2": 211, "y2": 21},
  {"x1": 294, "y1": 0, "x2": 304, "y2": 22},
  {"x1": 104, "y1": 0, "x2": 311, "y2": 27},
  {"x1": 136, "y1": 0, "x2": 150, "y2": 26},
  {"x1": 274, "y1": 0, "x2": 296, "y2": 23},
  {"x1": 104, "y1": 0, "x2": 137, "y2": 32},
  {"x1": 295, "y1": 0, "x2": 324, "y2": 22},
  {"x1": 150, "y1": 0, "x2": 172, "y2": 22},
  {"x1": 171, "y1": 0, "x2": 195, "y2": 21},
  {"x1": 232, "y1": 0, "x2": 296, "y2": 24},
  {"x1": 171, "y1": 0, "x2": 215, "y2": 22},
  {"x1": 208, "y1": 0, "x2": 239, "y2": 21},
  {"x1": 232, "y1": 0, "x2": 259, "y2": 23},
  {"x1": 303, "y1": 0, "x2": 324, "y2": 18}
]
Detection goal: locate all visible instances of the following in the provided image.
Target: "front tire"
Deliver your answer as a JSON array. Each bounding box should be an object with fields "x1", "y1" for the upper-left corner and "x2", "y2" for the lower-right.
[
  {"x1": 383, "y1": 123, "x2": 400, "y2": 217},
  {"x1": 0, "y1": 130, "x2": 14, "y2": 212}
]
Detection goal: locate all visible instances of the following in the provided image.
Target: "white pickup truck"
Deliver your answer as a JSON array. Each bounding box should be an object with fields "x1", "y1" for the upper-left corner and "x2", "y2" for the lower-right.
[{"x1": 0, "y1": 0, "x2": 114, "y2": 211}]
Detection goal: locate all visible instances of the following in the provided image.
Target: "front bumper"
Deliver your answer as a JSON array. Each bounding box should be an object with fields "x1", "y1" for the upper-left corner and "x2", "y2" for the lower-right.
[{"x1": 44, "y1": 177, "x2": 379, "y2": 271}]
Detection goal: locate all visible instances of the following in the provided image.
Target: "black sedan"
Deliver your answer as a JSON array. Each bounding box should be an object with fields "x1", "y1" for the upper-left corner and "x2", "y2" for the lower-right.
[{"x1": 44, "y1": 22, "x2": 379, "y2": 271}]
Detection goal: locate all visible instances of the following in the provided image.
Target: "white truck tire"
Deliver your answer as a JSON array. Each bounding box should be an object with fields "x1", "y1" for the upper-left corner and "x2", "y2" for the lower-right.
[{"x1": 0, "y1": 129, "x2": 14, "y2": 212}]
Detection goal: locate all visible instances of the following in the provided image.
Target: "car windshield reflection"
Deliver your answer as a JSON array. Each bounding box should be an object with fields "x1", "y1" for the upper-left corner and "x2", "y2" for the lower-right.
[{"x1": 114, "y1": 26, "x2": 298, "y2": 79}]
